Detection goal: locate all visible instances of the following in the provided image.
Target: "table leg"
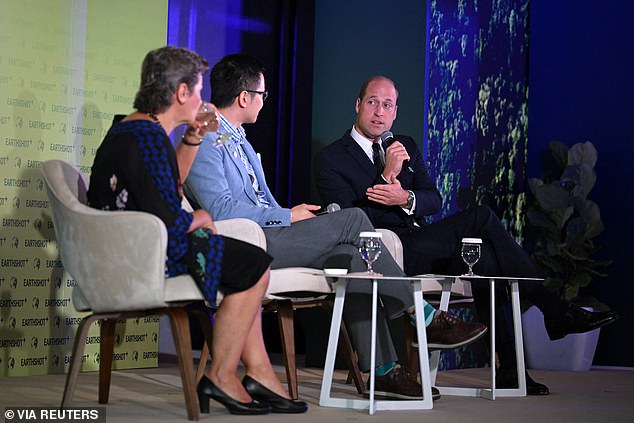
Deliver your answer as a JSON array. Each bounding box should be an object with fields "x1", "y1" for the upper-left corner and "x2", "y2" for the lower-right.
[
  {"x1": 413, "y1": 280, "x2": 434, "y2": 409},
  {"x1": 369, "y1": 278, "x2": 378, "y2": 415},
  {"x1": 320, "y1": 276, "x2": 436, "y2": 412},
  {"x1": 495, "y1": 280, "x2": 527, "y2": 397},
  {"x1": 511, "y1": 281, "x2": 527, "y2": 396},
  {"x1": 490, "y1": 278, "x2": 496, "y2": 399},
  {"x1": 319, "y1": 279, "x2": 348, "y2": 407},
  {"x1": 430, "y1": 277, "x2": 454, "y2": 385},
  {"x1": 430, "y1": 276, "x2": 528, "y2": 400}
]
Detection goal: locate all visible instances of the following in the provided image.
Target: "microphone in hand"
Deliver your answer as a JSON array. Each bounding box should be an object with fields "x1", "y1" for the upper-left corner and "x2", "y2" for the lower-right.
[
  {"x1": 380, "y1": 131, "x2": 414, "y2": 173},
  {"x1": 316, "y1": 203, "x2": 341, "y2": 216}
]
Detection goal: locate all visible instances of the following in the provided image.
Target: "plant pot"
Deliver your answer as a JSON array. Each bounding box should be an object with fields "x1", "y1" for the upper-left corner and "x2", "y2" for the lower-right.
[{"x1": 521, "y1": 305, "x2": 600, "y2": 371}]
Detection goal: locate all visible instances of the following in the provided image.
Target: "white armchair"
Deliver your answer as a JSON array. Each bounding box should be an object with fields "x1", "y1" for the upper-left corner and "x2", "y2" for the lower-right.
[{"x1": 43, "y1": 160, "x2": 212, "y2": 421}]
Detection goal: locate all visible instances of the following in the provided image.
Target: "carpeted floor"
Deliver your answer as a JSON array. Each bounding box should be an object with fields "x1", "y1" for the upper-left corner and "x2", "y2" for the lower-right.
[{"x1": 1, "y1": 357, "x2": 633, "y2": 423}]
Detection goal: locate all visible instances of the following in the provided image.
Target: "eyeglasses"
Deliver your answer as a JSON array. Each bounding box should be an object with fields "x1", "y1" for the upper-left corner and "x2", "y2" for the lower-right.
[{"x1": 245, "y1": 89, "x2": 268, "y2": 101}]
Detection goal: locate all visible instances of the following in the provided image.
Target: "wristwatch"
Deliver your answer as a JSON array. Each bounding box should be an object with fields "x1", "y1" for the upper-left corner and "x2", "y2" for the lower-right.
[{"x1": 405, "y1": 190, "x2": 415, "y2": 209}]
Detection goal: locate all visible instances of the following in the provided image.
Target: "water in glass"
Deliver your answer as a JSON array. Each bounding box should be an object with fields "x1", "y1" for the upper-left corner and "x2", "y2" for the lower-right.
[
  {"x1": 359, "y1": 232, "x2": 382, "y2": 273},
  {"x1": 461, "y1": 237, "x2": 482, "y2": 276}
]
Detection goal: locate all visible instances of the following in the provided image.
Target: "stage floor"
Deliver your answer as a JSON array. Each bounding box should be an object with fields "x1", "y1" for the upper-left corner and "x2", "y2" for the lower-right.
[{"x1": 2, "y1": 356, "x2": 633, "y2": 422}]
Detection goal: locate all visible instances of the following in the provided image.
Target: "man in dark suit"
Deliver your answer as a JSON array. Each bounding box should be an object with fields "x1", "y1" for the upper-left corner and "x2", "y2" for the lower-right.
[{"x1": 314, "y1": 75, "x2": 619, "y2": 395}]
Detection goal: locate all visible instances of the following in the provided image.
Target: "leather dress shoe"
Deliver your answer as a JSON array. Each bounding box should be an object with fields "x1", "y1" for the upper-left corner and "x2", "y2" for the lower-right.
[
  {"x1": 242, "y1": 375, "x2": 308, "y2": 413},
  {"x1": 496, "y1": 368, "x2": 549, "y2": 396},
  {"x1": 365, "y1": 365, "x2": 441, "y2": 401},
  {"x1": 545, "y1": 303, "x2": 619, "y2": 341},
  {"x1": 197, "y1": 376, "x2": 270, "y2": 415},
  {"x1": 426, "y1": 311, "x2": 488, "y2": 349}
]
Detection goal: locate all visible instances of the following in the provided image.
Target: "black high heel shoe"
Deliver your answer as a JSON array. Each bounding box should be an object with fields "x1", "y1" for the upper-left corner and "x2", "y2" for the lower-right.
[
  {"x1": 197, "y1": 376, "x2": 270, "y2": 415},
  {"x1": 242, "y1": 375, "x2": 308, "y2": 413}
]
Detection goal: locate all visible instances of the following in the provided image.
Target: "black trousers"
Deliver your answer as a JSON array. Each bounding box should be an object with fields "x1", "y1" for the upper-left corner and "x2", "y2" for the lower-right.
[{"x1": 392, "y1": 205, "x2": 565, "y2": 368}]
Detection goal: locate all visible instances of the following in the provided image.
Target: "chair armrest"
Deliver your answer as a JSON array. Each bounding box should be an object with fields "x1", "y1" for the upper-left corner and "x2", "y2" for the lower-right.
[
  {"x1": 215, "y1": 218, "x2": 267, "y2": 250},
  {"x1": 377, "y1": 228, "x2": 403, "y2": 270},
  {"x1": 54, "y1": 205, "x2": 169, "y2": 312}
]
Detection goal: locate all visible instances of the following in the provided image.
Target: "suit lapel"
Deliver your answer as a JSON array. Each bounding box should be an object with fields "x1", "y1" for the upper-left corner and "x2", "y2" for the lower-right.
[
  {"x1": 342, "y1": 133, "x2": 377, "y2": 179},
  {"x1": 224, "y1": 141, "x2": 259, "y2": 204},
  {"x1": 242, "y1": 141, "x2": 280, "y2": 208}
]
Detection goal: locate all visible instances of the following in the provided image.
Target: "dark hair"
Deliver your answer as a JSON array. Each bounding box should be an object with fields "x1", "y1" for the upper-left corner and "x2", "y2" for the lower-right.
[
  {"x1": 209, "y1": 54, "x2": 265, "y2": 109},
  {"x1": 133, "y1": 46, "x2": 209, "y2": 114},
  {"x1": 358, "y1": 75, "x2": 399, "y2": 102}
]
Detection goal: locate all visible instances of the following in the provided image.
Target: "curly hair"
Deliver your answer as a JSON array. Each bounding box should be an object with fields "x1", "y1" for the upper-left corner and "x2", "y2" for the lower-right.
[
  {"x1": 133, "y1": 46, "x2": 209, "y2": 114},
  {"x1": 209, "y1": 54, "x2": 265, "y2": 109}
]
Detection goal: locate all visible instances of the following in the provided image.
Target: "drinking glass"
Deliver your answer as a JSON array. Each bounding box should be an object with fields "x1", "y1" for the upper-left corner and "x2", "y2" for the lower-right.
[
  {"x1": 196, "y1": 102, "x2": 215, "y2": 128},
  {"x1": 461, "y1": 237, "x2": 482, "y2": 276},
  {"x1": 358, "y1": 231, "x2": 382, "y2": 274},
  {"x1": 196, "y1": 102, "x2": 231, "y2": 147}
]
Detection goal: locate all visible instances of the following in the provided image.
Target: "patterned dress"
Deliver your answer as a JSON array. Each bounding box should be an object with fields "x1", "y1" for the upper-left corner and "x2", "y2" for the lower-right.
[{"x1": 87, "y1": 119, "x2": 271, "y2": 306}]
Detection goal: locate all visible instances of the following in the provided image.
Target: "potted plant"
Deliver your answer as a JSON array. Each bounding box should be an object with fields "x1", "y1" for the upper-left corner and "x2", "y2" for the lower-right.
[{"x1": 521, "y1": 140, "x2": 612, "y2": 370}]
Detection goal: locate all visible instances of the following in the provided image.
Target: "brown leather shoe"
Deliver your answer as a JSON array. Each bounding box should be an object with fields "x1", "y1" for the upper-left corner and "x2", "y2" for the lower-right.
[
  {"x1": 365, "y1": 365, "x2": 440, "y2": 400},
  {"x1": 425, "y1": 311, "x2": 487, "y2": 349}
]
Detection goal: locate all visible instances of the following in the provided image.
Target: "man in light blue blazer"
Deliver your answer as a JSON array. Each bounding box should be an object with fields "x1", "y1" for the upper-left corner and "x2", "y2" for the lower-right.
[{"x1": 184, "y1": 54, "x2": 486, "y2": 400}]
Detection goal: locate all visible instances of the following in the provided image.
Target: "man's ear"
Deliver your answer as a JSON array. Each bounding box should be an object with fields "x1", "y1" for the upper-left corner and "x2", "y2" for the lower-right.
[
  {"x1": 355, "y1": 98, "x2": 361, "y2": 113},
  {"x1": 236, "y1": 90, "x2": 249, "y2": 108},
  {"x1": 175, "y1": 82, "x2": 190, "y2": 105}
]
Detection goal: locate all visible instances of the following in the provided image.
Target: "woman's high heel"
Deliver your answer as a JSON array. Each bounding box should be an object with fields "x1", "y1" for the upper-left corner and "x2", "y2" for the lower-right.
[
  {"x1": 197, "y1": 376, "x2": 270, "y2": 415},
  {"x1": 242, "y1": 375, "x2": 308, "y2": 413}
]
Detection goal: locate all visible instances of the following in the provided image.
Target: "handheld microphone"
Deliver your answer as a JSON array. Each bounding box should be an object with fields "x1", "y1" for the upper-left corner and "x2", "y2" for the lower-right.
[
  {"x1": 380, "y1": 131, "x2": 414, "y2": 173},
  {"x1": 316, "y1": 203, "x2": 341, "y2": 216}
]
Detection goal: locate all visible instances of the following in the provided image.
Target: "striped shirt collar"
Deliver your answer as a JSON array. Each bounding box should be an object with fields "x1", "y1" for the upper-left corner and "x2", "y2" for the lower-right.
[{"x1": 218, "y1": 113, "x2": 247, "y2": 145}]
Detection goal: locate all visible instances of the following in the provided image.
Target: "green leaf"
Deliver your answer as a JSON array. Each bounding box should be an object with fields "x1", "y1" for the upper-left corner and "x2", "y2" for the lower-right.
[
  {"x1": 533, "y1": 183, "x2": 570, "y2": 210},
  {"x1": 568, "y1": 141, "x2": 597, "y2": 168}
]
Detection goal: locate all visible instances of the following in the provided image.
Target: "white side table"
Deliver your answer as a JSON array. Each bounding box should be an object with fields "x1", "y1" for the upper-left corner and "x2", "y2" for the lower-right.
[
  {"x1": 421, "y1": 274, "x2": 543, "y2": 399},
  {"x1": 319, "y1": 273, "x2": 439, "y2": 415}
]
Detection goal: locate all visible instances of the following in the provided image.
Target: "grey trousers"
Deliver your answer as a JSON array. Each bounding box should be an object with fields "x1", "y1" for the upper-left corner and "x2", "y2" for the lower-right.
[{"x1": 264, "y1": 207, "x2": 414, "y2": 371}]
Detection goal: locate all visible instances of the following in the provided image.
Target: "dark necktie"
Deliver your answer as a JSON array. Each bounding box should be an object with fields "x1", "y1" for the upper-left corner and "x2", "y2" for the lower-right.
[{"x1": 372, "y1": 142, "x2": 384, "y2": 176}]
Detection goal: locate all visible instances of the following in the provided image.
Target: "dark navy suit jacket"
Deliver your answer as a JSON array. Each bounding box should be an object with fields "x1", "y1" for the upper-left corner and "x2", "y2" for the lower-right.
[{"x1": 314, "y1": 129, "x2": 442, "y2": 233}]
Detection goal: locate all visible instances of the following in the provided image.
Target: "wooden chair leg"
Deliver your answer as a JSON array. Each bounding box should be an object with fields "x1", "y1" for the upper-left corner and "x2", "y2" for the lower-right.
[
  {"x1": 98, "y1": 317, "x2": 117, "y2": 404},
  {"x1": 168, "y1": 308, "x2": 199, "y2": 421},
  {"x1": 273, "y1": 300, "x2": 298, "y2": 400},
  {"x1": 196, "y1": 342, "x2": 210, "y2": 382},
  {"x1": 61, "y1": 313, "x2": 102, "y2": 407},
  {"x1": 190, "y1": 306, "x2": 214, "y2": 382}
]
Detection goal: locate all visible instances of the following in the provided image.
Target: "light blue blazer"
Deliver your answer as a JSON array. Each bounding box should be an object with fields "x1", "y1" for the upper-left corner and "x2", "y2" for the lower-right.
[{"x1": 183, "y1": 131, "x2": 292, "y2": 227}]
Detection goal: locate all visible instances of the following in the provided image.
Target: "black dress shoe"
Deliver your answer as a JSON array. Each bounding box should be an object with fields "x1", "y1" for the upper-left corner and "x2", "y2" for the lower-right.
[
  {"x1": 496, "y1": 368, "x2": 549, "y2": 396},
  {"x1": 197, "y1": 376, "x2": 270, "y2": 415},
  {"x1": 242, "y1": 375, "x2": 308, "y2": 413},
  {"x1": 545, "y1": 303, "x2": 619, "y2": 341}
]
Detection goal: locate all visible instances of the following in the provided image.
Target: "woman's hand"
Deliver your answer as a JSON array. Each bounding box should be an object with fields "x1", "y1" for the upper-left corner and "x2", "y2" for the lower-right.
[
  {"x1": 177, "y1": 103, "x2": 220, "y2": 181},
  {"x1": 189, "y1": 209, "x2": 217, "y2": 234},
  {"x1": 183, "y1": 102, "x2": 220, "y2": 144}
]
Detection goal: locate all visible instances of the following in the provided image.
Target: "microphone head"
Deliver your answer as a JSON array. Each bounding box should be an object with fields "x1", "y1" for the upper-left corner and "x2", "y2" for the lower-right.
[
  {"x1": 380, "y1": 131, "x2": 394, "y2": 143},
  {"x1": 326, "y1": 203, "x2": 341, "y2": 213}
]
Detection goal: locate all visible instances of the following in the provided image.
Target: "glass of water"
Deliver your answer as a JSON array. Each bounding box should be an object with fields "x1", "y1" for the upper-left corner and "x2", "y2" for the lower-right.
[
  {"x1": 461, "y1": 237, "x2": 482, "y2": 276},
  {"x1": 358, "y1": 231, "x2": 382, "y2": 274}
]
